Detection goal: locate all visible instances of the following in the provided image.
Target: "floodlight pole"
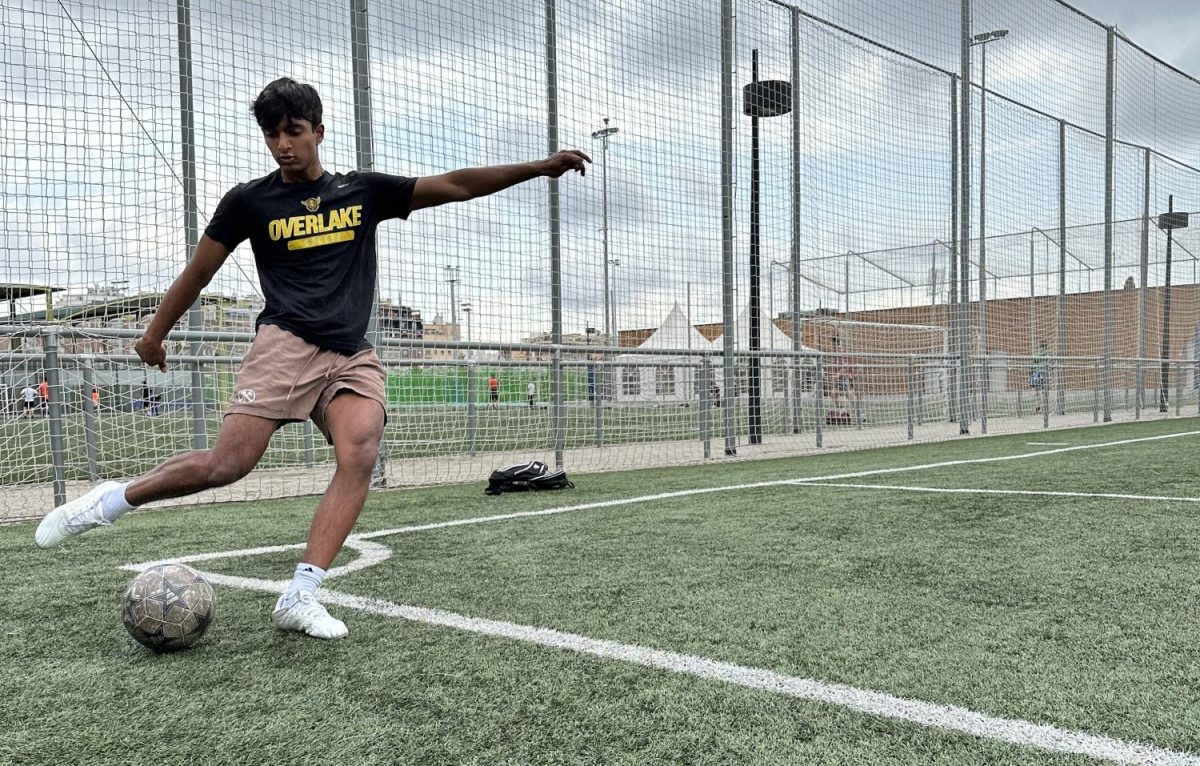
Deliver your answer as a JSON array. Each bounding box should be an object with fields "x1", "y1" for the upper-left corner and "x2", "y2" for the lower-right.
[
  {"x1": 971, "y1": 28, "x2": 1007, "y2": 435},
  {"x1": 749, "y1": 50, "x2": 763, "y2": 445},
  {"x1": 177, "y1": 0, "x2": 206, "y2": 450},
  {"x1": 444, "y1": 265, "x2": 459, "y2": 339},
  {"x1": 957, "y1": 0, "x2": 973, "y2": 435},
  {"x1": 591, "y1": 119, "x2": 619, "y2": 348},
  {"x1": 1157, "y1": 195, "x2": 1189, "y2": 411},
  {"x1": 460, "y1": 302, "x2": 473, "y2": 364},
  {"x1": 742, "y1": 49, "x2": 792, "y2": 446}
]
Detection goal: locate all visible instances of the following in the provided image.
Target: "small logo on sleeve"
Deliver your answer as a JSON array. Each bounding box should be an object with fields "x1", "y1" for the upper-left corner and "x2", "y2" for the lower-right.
[{"x1": 234, "y1": 389, "x2": 256, "y2": 403}]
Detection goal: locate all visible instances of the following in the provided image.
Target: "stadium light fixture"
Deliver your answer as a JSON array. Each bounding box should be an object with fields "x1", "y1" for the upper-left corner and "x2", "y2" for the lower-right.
[
  {"x1": 971, "y1": 29, "x2": 1008, "y2": 45},
  {"x1": 970, "y1": 28, "x2": 1009, "y2": 418},
  {"x1": 741, "y1": 49, "x2": 792, "y2": 447},
  {"x1": 591, "y1": 119, "x2": 619, "y2": 347},
  {"x1": 443, "y1": 265, "x2": 460, "y2": 338}
]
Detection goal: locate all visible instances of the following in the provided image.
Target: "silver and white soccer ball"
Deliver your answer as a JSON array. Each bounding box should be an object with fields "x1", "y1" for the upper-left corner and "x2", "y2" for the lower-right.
[{"x1": 122, "y1": 563, "x2": 215, "y2": 652}]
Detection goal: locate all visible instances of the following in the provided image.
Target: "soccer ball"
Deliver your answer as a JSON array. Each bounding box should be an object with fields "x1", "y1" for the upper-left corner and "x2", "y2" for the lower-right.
[{"x1": 122, "y1": 563, "x2": 215, "y2": 652}]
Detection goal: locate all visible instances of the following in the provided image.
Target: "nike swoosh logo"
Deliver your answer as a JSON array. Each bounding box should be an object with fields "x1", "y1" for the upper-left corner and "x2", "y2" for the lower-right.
[{"x1": 336, "y1": 183, "x2": 349, "y2": 188}]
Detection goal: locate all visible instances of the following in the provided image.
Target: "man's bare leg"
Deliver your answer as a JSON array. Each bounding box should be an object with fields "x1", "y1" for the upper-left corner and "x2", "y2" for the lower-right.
[
  {"x1": 35, "y1": 414, "x2": 279, "y2": 549},
  {"x1": 270, "y1": 392, "x2": 384, "y2": 640},
  {"x1": 300, "y1": 392, "x2": 385, "y2": 569},
  {"x1": 125, "y1": 414, "x2": 280, "y2": 505}
]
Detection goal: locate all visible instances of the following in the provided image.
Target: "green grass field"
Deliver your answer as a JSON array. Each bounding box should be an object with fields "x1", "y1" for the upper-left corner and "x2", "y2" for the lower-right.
[{"x1": 3, "y1": 418, "x2": 1200, "y2": 765}]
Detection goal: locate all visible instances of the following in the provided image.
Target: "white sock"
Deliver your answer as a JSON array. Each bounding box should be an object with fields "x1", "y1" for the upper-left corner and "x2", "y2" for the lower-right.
[
  {"x1": 278, "y1": 563, "x2": 328, "y2": 609},
  {"x1": 101, "y1": 482, "x2": 135, "y2": 523}
]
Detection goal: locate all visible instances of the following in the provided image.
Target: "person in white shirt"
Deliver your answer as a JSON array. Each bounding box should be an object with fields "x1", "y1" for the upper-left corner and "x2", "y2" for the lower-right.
[
  {"x1": 19, "y1": 385, "x2": 37, "y2": 418},
  {"x1": 527, "y1": 380, "x2": 537, "y2": 408}
]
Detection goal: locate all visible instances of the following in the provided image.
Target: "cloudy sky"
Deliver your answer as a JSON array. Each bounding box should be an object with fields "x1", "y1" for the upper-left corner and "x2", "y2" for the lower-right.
[
  {"x1": 1070, "y1": 0, "x2": 1200, "y2": 74},
  {"x1": 4, "y1": 0, "x2": 1198, "y2": 343}
]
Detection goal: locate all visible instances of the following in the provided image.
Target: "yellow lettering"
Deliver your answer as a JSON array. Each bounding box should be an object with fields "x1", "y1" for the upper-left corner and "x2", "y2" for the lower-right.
[
  {"x1": 288, "y1": 230, "x2": 356, "y2": 250},
  {"x1": 270, "y1": 206, "x2": 364, "y2": 246}
]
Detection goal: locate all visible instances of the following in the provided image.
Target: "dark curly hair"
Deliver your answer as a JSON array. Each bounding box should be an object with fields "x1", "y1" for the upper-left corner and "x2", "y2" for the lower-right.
[{"x1": 252, "y1": 78, "x2": 323, "y2": 130}]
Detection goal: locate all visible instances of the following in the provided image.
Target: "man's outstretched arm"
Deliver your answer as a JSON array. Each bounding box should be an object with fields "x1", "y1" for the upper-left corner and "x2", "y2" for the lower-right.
[
  {"x1": 410, "y1": 150, "x2": 590, "y2": 211},
  {"x1": 134, "y1": 234, "x2": 231, "y2": 371}
]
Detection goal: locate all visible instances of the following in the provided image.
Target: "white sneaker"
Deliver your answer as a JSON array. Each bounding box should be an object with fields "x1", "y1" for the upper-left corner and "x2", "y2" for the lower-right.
[
  {"x1": 271, "y1": 591, "x2": 348, "y2": 640},
  {"x1": 35, "y1": 480, "x2": 121, "y2": 549}
]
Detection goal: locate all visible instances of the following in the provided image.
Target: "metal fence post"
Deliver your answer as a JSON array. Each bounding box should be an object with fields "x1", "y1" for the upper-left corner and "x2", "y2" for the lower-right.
[
  {"x1": 81, "y1": 358, "x2": 99, "y2": 482},
  {"x1": 980, "y1": 356, "x2": 988, "y2": 434},
  {"x1": 1101, "y1": 26, "x2": 1116, "y2": 422},
  {"x1": 43, "y1": 328, "x2": 67, "y2": 506},
  {"x1": 1175, "y1": 362, "x2": 1182, "y2": 416},
  {"x1": 699, "y1": 358, "x2": 712, "y2": 459},
  {"x1": 1134, "y1": 360, "x2": 1142, "y2": 420},
  {"x1": 466, "y1": 361, "x2": 478, "y2": 455},
  {"x1": 814, "y1": 355, "x2": 824, "y2": 448},
  {"x1": 592, "y1": 359, "x2": 604, "y2": 447},
  {"x1": 1092, "y1": 361, "x2": 1100, "y2": 423},
  {"x1": 906, "y1": 357, "x2": 915, "y2": 440},
  {"x1": 1042, "y1": 367, "x2": 1050, "y2": 429},
  {"x1": 916, "y1": 360, "x2": 925, "y2": 426},
  {"x1": 304, "y1": 420, "x2": 315, "y2": 467}
]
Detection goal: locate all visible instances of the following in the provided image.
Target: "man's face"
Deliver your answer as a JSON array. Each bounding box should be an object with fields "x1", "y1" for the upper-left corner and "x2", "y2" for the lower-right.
[{"x1": 262, "y1": 117, "x2": 323, "y2": 176}]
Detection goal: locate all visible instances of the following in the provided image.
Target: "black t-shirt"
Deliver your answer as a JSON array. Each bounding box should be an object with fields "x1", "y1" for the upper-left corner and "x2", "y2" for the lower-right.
[{"x1": 204, "y1": 169, "x2": 416, "y2": 353}]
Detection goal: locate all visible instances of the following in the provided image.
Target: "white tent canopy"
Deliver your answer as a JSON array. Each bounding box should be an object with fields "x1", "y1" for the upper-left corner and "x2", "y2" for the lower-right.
[{"x1": 615, "y1": 303, "x2": 711, "y2": 403}]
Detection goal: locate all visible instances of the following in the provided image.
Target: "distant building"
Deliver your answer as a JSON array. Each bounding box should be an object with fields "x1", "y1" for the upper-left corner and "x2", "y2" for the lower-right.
[{"x1": 422, "y1": 322, "x2": 459, "y2": 360}]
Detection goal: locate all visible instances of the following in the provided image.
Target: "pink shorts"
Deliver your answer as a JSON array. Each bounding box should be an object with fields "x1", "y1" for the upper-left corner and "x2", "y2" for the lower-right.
[{"x1": 226, "y1": 324, "x2": 386, "y2": 443}]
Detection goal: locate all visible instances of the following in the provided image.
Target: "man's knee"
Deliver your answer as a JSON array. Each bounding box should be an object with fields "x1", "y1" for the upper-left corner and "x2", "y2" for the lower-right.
[
  {"x1": 338, "y1": 430, "x2": 380, "y2": 474},
  {"x1": 204, "y1": 450, "x2": 256, "y2": 487}
]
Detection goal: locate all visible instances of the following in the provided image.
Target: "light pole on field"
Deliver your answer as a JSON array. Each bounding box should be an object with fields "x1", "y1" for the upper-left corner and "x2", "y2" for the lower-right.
[
  {"x1": 591, "y1": 118, "x2": 619, "y2": 347},
  {"x1": 460, "y1": 301, "x2": 472, "y2": 359},
  {"x1": 443, "y1": 265, "x2": 460, "y2": 339},
  {"x1": 742, "y1": 48, "x2": 792, "y2": 445},
  {"x1": 972, "y1": 28, "x2": 1008, "y2": 427},
  {"x1": 608, "y1": 258, "x2": 621, "y2": 347}
]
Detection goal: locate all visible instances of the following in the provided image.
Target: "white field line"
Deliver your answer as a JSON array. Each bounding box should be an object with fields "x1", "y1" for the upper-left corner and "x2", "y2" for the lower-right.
[
  {"x1": 804, "y1": 484, "x2": 1200, "y2": 503},
  {"x1": 126, "y1": 556, "x2": 1200, "y2": 766},
  {"x1": 115, "y1": 429, "x2": 1200, "y2": 763},
  {"x1": 1026, "y1": 442, "x2": 1070, "y2": 446},
  {"x1": 339, "y1": 429, "x2": 1200, "y2": 542}
]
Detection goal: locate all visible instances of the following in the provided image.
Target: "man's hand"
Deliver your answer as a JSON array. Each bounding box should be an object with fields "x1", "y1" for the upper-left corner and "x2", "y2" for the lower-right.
[
  {"x1": 134, "y1": 336, "x2": 168, "y2": 372},
  {"x1": 537, "y1": 150, "x2": 591, "y2": 178}
]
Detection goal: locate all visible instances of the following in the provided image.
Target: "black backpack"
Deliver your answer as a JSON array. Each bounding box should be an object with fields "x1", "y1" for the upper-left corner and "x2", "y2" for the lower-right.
[{"x1": 485, "y1": 460, "x2": 574, "y2": 495}]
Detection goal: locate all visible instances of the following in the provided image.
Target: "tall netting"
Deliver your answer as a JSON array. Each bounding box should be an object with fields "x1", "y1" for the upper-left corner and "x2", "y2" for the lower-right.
[{"x1": 2, "y1": 0, "x2": 1199, "y2": 519}]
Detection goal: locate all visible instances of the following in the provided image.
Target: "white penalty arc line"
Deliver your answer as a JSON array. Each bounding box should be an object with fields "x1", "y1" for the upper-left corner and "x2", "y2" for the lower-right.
[
  {"x1": 345, "y1": 429, "x2": 1200, "y2": 542},
  {"x1": 117, "y1": 429, "x2": 1200, "y2": 764},
  {"x1": 156, "y1": 565, "x2": 1200, "y2": 766},
  {"x1": 803, "y1": 484, "x2": 1200, "y2": 503}
]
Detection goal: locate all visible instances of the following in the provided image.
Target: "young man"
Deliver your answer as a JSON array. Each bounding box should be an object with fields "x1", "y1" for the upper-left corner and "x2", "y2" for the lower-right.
[
  {"x1": 1030, "y1": 340, "x2": 1050, "y2": 411},
  {"x1": 35, "y1": 77, "x2": 589, "y2": 640},
  {"x1": 526, "y1": 380, "x2": 536, "y2": 408},
  {"x1": 20, "y1": 384, "x2": 37, "y2": 418}
]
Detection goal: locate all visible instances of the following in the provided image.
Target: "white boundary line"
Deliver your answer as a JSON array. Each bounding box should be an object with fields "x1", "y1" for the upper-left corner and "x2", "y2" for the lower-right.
[
  {"x1": 120, "y1": 552, "x2": 1200, "y2": 766},
  {"x1": 804, "y1": 484, "x2": 1200, "y2": 503},
  {"x1": 340, "y1": 429, "x2": 1200, "y2": 541},
  {"x1": 114, "y1": 429, "x2": 1200, "y2": 764}
]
